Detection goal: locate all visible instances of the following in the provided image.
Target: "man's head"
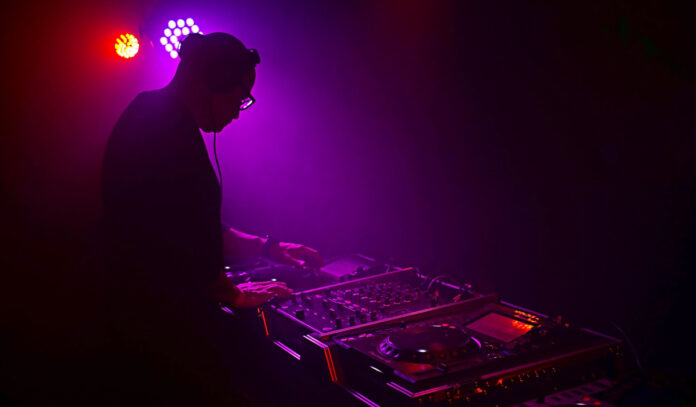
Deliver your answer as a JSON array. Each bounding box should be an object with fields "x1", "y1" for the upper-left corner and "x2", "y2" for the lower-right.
[{"x1": 172, "y1": 33, "x2": 259, "y2": 132}]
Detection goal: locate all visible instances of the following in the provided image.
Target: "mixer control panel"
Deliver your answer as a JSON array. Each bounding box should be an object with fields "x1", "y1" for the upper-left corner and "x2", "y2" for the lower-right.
[{"x1": 269, "y1": 268, "x2": 476, "y2": 334}]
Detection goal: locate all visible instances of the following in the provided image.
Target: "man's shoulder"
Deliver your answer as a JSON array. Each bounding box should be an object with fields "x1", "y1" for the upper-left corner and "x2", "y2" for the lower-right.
[{"x1": 117, "y1": 89, "x2": 178, "y2": 127}]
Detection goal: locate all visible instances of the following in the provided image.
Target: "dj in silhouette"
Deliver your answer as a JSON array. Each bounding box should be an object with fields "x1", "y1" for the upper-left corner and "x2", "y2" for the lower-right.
[{"x1": 101, "y1": 32, "x2": 322, "y2": 405}]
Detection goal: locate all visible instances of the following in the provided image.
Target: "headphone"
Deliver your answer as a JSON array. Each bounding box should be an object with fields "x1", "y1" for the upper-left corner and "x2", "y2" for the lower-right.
[{"x1": 179, "y1": 33, "x2": 261, "y2": 94}]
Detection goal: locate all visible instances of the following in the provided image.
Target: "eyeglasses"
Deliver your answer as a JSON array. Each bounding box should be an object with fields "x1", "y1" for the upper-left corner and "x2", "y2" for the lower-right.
[{"x1": 240, "y1": 95, "x2": 255, "y2": 111}]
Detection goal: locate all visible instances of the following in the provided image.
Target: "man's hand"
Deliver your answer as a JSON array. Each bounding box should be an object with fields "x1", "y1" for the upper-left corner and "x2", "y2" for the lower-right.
[
  {"x1": 232, "y1": 281, "x2": 293, "y2": 308},
  {"x1": 268, "y1": 241, "x2": 324, "y2": 268}
]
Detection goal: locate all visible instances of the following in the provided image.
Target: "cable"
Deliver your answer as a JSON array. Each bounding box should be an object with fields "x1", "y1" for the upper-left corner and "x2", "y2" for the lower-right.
[
  {"x1": 213, "y1": 131, "x2": 223, "y2": 189},
  {"x1": 209, "y1": 96, "x2": 223, "y2": 189},
  {"x1": 426, "y1": 274, "x2": 448, "y2": 292},
  {"x1": 611, "y1": 322, "x2": 645, "y2": 374}
]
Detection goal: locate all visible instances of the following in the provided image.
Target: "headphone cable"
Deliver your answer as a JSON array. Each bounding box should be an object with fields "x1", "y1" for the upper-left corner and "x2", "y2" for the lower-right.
[
  {"x1": 209, "y1": 96, "x2": 223, "y2": 190},
  {"x1": 213, "y1": 131, "x2": 223, "y2": 189}
]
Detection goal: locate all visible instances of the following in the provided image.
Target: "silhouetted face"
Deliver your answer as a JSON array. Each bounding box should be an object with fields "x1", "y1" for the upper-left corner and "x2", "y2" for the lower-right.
[{"x1": 207, "y1": 69, "x2": 256, "y2": 133}]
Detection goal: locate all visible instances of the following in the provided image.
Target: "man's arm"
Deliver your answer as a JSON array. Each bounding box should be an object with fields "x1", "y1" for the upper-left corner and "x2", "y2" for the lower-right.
[
  {"x1": 222, "y1": 227, "x2": 265, "y2": 259},
  {"x1": 222, "y1": 226, "x2": 324, "y2": 267}
]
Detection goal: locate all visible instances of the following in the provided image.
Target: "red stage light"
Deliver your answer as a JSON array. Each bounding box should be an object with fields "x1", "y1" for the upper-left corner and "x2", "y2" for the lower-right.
[{"x1": 115, "y1": 33, "x2": 139, "y2": 59}]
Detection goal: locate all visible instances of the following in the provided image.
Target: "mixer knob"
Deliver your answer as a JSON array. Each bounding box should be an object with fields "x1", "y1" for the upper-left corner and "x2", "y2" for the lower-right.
[
  {"x1": 329, "y1": 308, "x2": 337, "y2": 318},
  {"x1": 295, "y1": 309, "x2": 305, "y2": 320},
  {"x1": 322, "y1": 298, "x2": 330, "y2": 308}
]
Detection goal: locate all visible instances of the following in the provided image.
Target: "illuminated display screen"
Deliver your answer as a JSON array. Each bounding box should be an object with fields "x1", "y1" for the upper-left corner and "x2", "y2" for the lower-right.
[{"x1": 465, "y1": 312, "x2": 534, "y2": 343}]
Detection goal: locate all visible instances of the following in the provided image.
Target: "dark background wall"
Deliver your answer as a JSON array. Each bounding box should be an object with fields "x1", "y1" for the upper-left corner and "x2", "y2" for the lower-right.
[{"x1": 2, "y1": 0, "x2": 694, "y2": 403}]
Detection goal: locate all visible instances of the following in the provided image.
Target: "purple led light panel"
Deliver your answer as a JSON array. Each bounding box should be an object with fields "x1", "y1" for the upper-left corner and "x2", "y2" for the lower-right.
[{"x1": 159, "y1": 17, "x2": 200, "y2": 58}]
